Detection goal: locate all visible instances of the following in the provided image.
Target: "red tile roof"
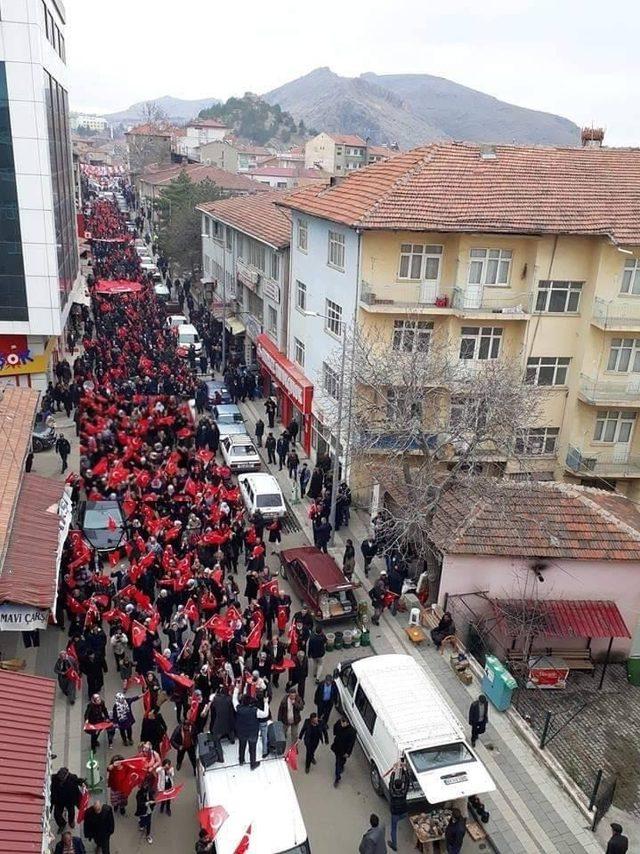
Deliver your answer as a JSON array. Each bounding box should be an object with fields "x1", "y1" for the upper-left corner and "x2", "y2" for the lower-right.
[
  {"x1": 141, "y1": 163, "x2": 266, "y2": 193},
  {"x1": 125, "y1": 123, "x2": 173, "y2": 137},
  {"x1": 236, "y1": 144, "x2": 273, "y2": 156},
  {"x1": 187, "y1": 118, "x2": 229, "y2": 129},
  {"x1": 0, "y1": 474, "x2": 65, "y2": 610},
  {"x1": 329, "y1": 134, "x2": 367, "y2": 147},
  {"x1": 197, "y1": 190, "x2": 291, "y2": 249},
  {"x1": 490, "y1": 599, "x2": 630, "y2": 639},
  {"x1": 280, "y1": 142, "x2": 640, "y2": 245},
  {"x1": 430, "y1": 480, "x2": 640, "y2": 560},
  {"x1": 0, "y1": 671, "x2": 56, "y2": 853}
]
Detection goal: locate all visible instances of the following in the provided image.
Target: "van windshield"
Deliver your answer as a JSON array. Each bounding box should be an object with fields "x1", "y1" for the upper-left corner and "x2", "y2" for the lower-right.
[
  {"x1": 280, "y1": 843, "x2": 310, "y2": 854},
  {"x1": 180, "y1": 332, "x2": 198, "y2": 344},
  {"x1": 409, "y1": 742, "x2": 473, "y2": 772},
  {"x1": 257, "y1": 493, "x2": 282, "y2": 508}
]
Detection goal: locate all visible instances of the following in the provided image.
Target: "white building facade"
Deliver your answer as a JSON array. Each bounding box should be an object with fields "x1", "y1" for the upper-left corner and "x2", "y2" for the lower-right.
[{"x1": 0, "y1": 0, "x2": 80, "y2": 390}]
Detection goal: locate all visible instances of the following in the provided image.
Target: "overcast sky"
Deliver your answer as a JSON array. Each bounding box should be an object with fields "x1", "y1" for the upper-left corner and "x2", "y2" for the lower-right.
[{"x1": 66, "y1": 0, "x2": 639, "y2": 145}]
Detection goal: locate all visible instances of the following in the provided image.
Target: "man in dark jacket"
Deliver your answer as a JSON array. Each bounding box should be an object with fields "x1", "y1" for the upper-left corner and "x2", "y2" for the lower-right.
[
  {"x1": 469, "y1": 694, "x2": 489, "y2": 747},
  {"x1": 331, "y1": 715, "x2": 357, "y2": 787},
  {"x1": 361, "y1": 537, "x2": 377, "y2": 577},
  {"x1": 54, "y1": 831, "x2": 86, "y2": 854},
  {"x1": 299, "y1": 712, "x2": 327, "y2": 773},
  {"x1": 276, "y1": 435, "x2": 288, "y2": 471},
  {"x1": 265, "y1": 432, "x2": 276, "y2": 464},
  {"x1": 254, "y1": 418, "x2": 265, "y2": 447},
  {"x1": 314, "y1": 674, "x2": 338, "y2": 730},
  {"x1": 286, "y1": 650, "x2": 309, "y2": 700},
  {"x1": 209, "y1": 687, "x2": 236, "y2": 749},
  {"x1": 258, "y1": 589, "x2": 278, "y2": 639},
  {"x1": 359, "y1": 814, "x2": 386, "y2": 854},
  {"x1": 315, "y1": 518, "x2": 332, "y2": 554},
  {"x1": 84, "y1": 693, "x2": 113, "y2": 752},
  {"x1": 56, "y1": 433, "x2": 71, "y2": 473},
  {"x1": 388, "y1": 760, "x2": 409, "y2": 851},
  {"x1": 445, "y1": 808, "x2": 466, "y2": 854},
  {"x1": 606, "y1": 823, "x2": 629, "y2": 854},
  {"x1": 287, "y1": 418, "x2": 299, "y2": 446},
  {"x1": 232, "y1": 685, "x2": 269, "y2": 769},
  {"x1": 83, "y1": 799, "x2": 115, "y2": 854},
  {"x1": 265, "y1": 397, "x2": 276, "y2": 428},
  {"x1": 308, "y1": 627, "x2": 327, "y2": 682},
  {"x1": 51, "y1": 767, "x2": 83, "y2": 830}
]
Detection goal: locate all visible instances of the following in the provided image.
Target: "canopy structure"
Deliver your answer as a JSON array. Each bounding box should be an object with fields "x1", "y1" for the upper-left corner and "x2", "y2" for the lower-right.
[
  {"x1": 489, "y1": 598, "x2": 630, "y2": 640},
  {"x1": 94, "y1": 279, "x2": 143, "y2": 295}
]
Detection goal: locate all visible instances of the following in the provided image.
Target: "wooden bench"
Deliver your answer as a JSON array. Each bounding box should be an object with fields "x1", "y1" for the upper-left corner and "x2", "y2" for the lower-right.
[
  {"x1": 419, "y1": 605, "x2": 444, "y2": 631},
  {"x1": 506, "y1": 648, "x2": 594, "y2": 672}
]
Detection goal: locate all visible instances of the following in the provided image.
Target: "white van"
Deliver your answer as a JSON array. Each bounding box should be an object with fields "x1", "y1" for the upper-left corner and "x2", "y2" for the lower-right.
[
  {"x1": 238, "y1": 472, "x2": 285, "y2": 519},
  {"x1": 197, "y1": 730, "x2": 310, "y2": 853},
  {"x1": 177, "y1": 323, "x2": 202, "y2": 354},
  {"x1": 335, "y1": 654, "x2": 495, "y2": 806},
  {"x1": 220, "y1": 434, "x2": 261, "y2": 473}
]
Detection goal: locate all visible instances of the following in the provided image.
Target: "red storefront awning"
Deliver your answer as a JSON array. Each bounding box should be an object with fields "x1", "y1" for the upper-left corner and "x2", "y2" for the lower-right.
[
  {"x1": 490, "y1": 598, "x2": 631, "y2": 639},
  {"x1": 256, "y1": 333, "x2": 313, "y2": 413}
]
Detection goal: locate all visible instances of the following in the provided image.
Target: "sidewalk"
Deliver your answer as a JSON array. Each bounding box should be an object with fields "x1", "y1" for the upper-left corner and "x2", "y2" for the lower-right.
[{"x1": 238, "y1": 396, "x2": 604, "y2": 854}]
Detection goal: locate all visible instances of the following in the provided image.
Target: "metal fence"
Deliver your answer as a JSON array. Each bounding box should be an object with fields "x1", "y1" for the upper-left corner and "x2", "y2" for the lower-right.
[{"x1": 589, "y1": 770, "x2": 618, "y2": 831}]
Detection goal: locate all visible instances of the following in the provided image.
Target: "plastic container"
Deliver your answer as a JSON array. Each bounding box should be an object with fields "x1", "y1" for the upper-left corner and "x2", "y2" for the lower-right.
[
  {"x1": 360, "y1": 629, "x2": 370, "y2": 647},
  {"x1": 481, "y1": 655, "x2": 518, "y2": 711},
  {"x1": 627, "y1": 656, "x2": 640, "y2": 686},
  {"x1": 352, "y1": 629, "x2": 361, "y2": 647},
  {"x1": 343, "y1": 630, "x2": 353, "y2": 648},
  {"x1": 334, "y1": 630, "x2": 344, "y2": 650},
  {"x1": 325, "y1": 632, "x2": 335, "y2": 652}
]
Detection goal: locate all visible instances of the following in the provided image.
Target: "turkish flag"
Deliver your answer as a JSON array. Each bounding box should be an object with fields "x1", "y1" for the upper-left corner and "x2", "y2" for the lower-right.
[
  {"x1": 142, "y1": 689, "x2": 152, "y2": 716},
  {"x1": 233, "y1": 825, "x2": 252, "y2": 854},
  {"x1": 284, "y1": 741, "x2": 298, "y2": 772},
  {"x1": 131, "y1": 620, "x2": 147, "y2": 648},
  {"x1": 77, "y1": 787, "x2": 90, "y2": 823},
  {"x1": 84, "y1": 601, "x2": 101, "y2": 630},
  {"x1": 204, "y1": 614, "x2": 234, "y2": 642},
  {"x1": 153, "y1": 650, "x2": 173, "y2": 673},
  {"x1": 84, "y1": 721, "x2": 115, "y2": 732},
  {"x1": 108, "y1": 549, "x2": 122, "y2": 567},
  {"x1": 92, "y1": 456, "x2": 109, "y2": 476},
  {"x1": 164, "y1": 672, "x2": 194, "y2": 691},
  {"x1": 109, "y1": 755, "x2": 147, "y2": 797},
  {"x1": 225, "y1": 605, "x2": 242, "y2": 624},
  {"x1": 184, "y1": 597, "x2": 199, "y2": 623},
  {"x1": 154, "y1": 783, "x2": 184, "y2": 803},
  {"x1": 66, "y1": 595, "x2": 87, "y2": 615},
  {"x1": 245, "y1": 620, "x2": 263, "y2": 651},
  {"x1": 159, "y1": 732, "x2": 171, "y2": 759},
  {"x1": 259, "y1": 578, "x2": 279, "y2": 598},
  {"x1": 198, "y1": 806, "x2": 229, "y2": 840},
  {"x1": 187, "y1": 695, "x2": 200, "y2": 725},
  {"x1": 276, "y1": 605, "x2": 289, "y2": 632}
]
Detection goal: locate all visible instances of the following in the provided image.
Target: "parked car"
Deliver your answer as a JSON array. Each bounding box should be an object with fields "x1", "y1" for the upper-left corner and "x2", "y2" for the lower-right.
[
  {"x1": 212, "y1": 404, "x2": 243, "y2": 424},
  {"x1": 237, "y1": 473, "x2": 285, "y2": 520},
  {"x1": 205, "y1": 379, "x2": 232, "y2": 406},
  {"x1": 154, "y1": 283, "x2": 170, "y2": 303},
  {"x1": 220, "y1": 434, "x2": 261, "y2": 473},
  {"x1": 77, "y1": 499, "x2": 127, "y2": 552},
  {"x1": 32, "y1": 412, "x2": 56, "y2": 452},
  {"x1": 218, "y1": 422, "x2": 248, "y2": 438},
  {"x1": 279, "y1": 546, "x2": 357, "y2": 623},
  {"x1": 177, "y1": 323, "x2": 202, "y2": 355}
]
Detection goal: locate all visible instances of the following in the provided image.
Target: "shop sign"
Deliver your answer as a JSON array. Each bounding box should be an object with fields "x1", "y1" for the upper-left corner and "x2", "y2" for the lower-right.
[
  {"x1": 262, "y1": 279, "x2": 280, "y2": 304},
  {"x1": 0, "y1": 604, "x2": 50, "y2": 631},
  {"x1": 256, "y1": 335, "x2": 312, "y2": 412}
]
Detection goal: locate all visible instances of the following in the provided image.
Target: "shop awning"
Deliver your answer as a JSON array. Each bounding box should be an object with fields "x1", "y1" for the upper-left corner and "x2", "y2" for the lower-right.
[
  {"x1": 0, "y1": 671, "x2": 56, "y2": 853},
  {"x1": 0, "y1": 475, "x2": 66, "y2": 612},
  {"x1": 225, "y1": 317, "x2": 246, "y2": 336},
  {"x1": 490, "y1": 598, "x2": 631, "y2": 639},
  {"x1": 94, "y1": 279, "x2": 143, "y2": 295}
]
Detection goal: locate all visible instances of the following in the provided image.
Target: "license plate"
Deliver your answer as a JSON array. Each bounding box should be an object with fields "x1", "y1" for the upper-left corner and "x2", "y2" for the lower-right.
[{"x1": 442, "y1": 773, "x2": 467, "y2": 785}]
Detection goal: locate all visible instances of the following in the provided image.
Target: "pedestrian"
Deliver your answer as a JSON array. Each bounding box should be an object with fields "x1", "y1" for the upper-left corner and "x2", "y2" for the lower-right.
[
  {"x1": 84, "y1": 693, "x2": 114, "y2": 752},
  {"x1": 277, "y1": 688, "x2": 304, "y2": 744},
  {"x1": 315, "y1": 517, "x2": 332, "y2": 553},
  {"x1": 314, "y1": 674, "x2": 338, "y2": 730},
  {"x1": 56, "y1": 433, "x2": 71, "y2": 473},
  {"x1": 287, "y1": 418, "x2": 299, "y2": 446},
  {"x1": 308, "y1": 626, "x2": 327, "y2": 682},
  {"x1": 361, "y1": 536, "x2": 377, "y2": 577},
  {"x1": 299, "y1": 712, "x2": 326, "y2": 773},
  {"x1": 54, "y1": 830, "x2": 86, "y2": 854},
  {"x1": 285, "y1": 649, "x2": 309, "y2": 701},
  {"x1": 141, "y1": 706, "x2": 168, "y2": 753},
  {"x1": 134, "y1": 775, "x2": 155, "y2": 844},
  {"x1": 299, "y1": 463, "x2": 310, "y2": 498},
  {"x1": 265, "y1": 432, "x2": 276, "y2": 465},
  {"x1": 84, "y1": 799, "x2": 115, "y2": 854},
  {"x1": 265, "y1": 397, "x2": 276, "y2": 428},
  {"x1": 106, "y1": 755, "x2": 128, "y2": 816},
  {"x1": 155, "y1": 759, "x2": 175, "y2": 816},
  {"x1": 387, "y1": 759, "x2": 409, "y2": 851},
  {"x1": 276, "y1": 434, "x2": 287, "y2": 470},
  {"x1": 307, "y1": 465, "x2": 323, "y2": 500},
  {"x1": 267, "y1": 516, "x2": 282, "y2": 544},
  {"x1": 445, "y1": 807, "x2": 467, "y2": 854},
  {"x1": 331, "y1": 715, "x2": 356, "y2": 787},
  {"x1": 51, "y1": 766, "x2": 83, "y2": 831},
  {"x1": 469, "y1": 694, "x2": 489, "y2": 747},
  {"x1": 254, "y1": 417, "x2": 265, "y2": 447},
  {"x1": 286, "y1": 448, "x2": 299, "y2": 480},
  {"x1": 54, "y1": 649, "x2": 78, "y2": 704},
  {"x1": 369, "y1": 575, "x2": 387, "y2": 626},
  {"x1": 232, "y1": 683, "x2": 270, "y2": 770},
  {"x1": 606, "y1": 822, "x2": 629, "y2": 854},
  {"x1": 359, "y1": 814, "x2": 387, "y2": 854},
  {"x1": 342, "y1": 539, "x2": 355, "y2": 580},
  {"x1": 195, "y1": 829, "x2": 215, "y2": 854},
  {"x1": 170, "y1": 720, "x2": 197, "y2": 773},
  {"x1": 111, "y1": 692, "x2": 139, "y2": 746}
]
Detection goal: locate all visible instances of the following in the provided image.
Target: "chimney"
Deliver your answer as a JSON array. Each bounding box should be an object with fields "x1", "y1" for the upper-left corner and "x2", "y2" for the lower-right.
[
  {"x1": 581, "y1": 127, "x2": 605, "y2": 148},
  {"x1": 479, "y1": 144, "x2": 497, "y2": 160}
]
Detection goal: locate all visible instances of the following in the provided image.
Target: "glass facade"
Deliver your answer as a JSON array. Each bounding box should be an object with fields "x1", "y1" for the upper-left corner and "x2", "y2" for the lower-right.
[
  {"x1": 0, "y1": 62, "x2": 28, "y2": 322},
  {"x1": 45, "y1": 71, "x2": 78, "y2": 313}
]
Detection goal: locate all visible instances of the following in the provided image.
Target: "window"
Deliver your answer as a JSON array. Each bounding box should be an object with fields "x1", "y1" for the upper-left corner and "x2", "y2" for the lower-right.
[
  {"x1": 267, "y1": 305, "x2": 278, "y2": 336},
  {"x1": 386, "y1": 388, "x2": 421, "y2": 420},
  {"x1": 468, "y1": 249, "x2": 512, "y2": 286},
  {"x1": 516, "y1": 427, "x2": 560, "y2": 456},
  {"x1": 340, "y1": 665, "x2": 358, "y2": 697},
  {"x1": 225, "y1": 227, "x2": 232, "y2": 251},
  {"x1": 323, "y1": 362, "x2": 340, "y2": 399},
  {"x1": 270, "y1": 252, "x2": 280, "y2": 281},
  {"x1": 293, "y1": 338, "x2": 305, "y2": 368},
  {"x1": 594, "y1": 410, "x2": 636, "y2": 443},
  {"x1": 325, "y1": 298, "x2": 342, "y2": 336},
  {"x1": 607, "y1": 338, "x2": 640, "y2": 373},
  {"x1": 525, "y1": 357, "x2": 570, "y2": 386},
  {"x1": 354, "y1": 685, "x2": 377, "y2": 734},
  {"x1": 248, "y1": 240, "x2": 265, "y2": 272},
  {"x1": 392, "y1": 320, "x2": 432, "y2": 353},
  {"x1": 328, "y1": 230, "x2": 345, "y2": 270},
  {"x1": 459, "y1": 326, "x2": 502, "y2": 360},
  {"x1": 621, "y1": 259, "x2": 640, "y2": 295},
  {"x1": 297, "y1": 218, "x2": 308, "y2": 252},
  {"x1": 535, "y1": 280, "x2": 583, "y2": 313},
  {"x1": 203, "y1": 216, "x2": 210, "y2": 236},
  {"x1": 212, "y1": 220, "x2": 222, "y2": 240},
  {"x1": 296, "y1": 280, "x2": 307, "y2": 311},
  {"x1": 450, "y1": 396, "x2": 487, "y2": 430},
  {"x1": 398, "y1": 244, "x2": 442, "y2": 281}
]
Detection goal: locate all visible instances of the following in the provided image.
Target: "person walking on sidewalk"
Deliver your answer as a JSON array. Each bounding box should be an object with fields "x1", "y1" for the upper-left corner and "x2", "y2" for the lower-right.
[
  {"x1": 359, "y1": 814, "x2": 387, "y2": 854},
  {"x1": 469, "y1": 694, "x2": 489, "y2": 747},
  {"x1": 607, "y1": 823, "x2": 629, "y2": 854},
  {"x1": 361, "y1": 536, "x2": 377, "y2": 577},
  {"x1": 54, "y1": 830, "x2": 86, "y2": 854},
  {"x1": 299, "y1": 463, "x2": 310, "y2": 498},
  {"x1": 265, "y1": 433, "x2": 276, "y2": 465},
  {"x1": 342, "y1": 539, "x2": 355, "y2": 581},
  {"x1": 445, "y1": 808, "x2": 467, "y2": 854},
  {"x1": 265, "y1": 397, "x2": 276, "y2": 428},
  {"x1": 287, "y1": 448, "x2": 299, "y2": 480},
  {"x1": 331, "y1": 715, "x2": 356, "y2": 787},
  {"x1": 287, "y1": 417, "x2": 299, "y2": 447},
  {"x1": 56, "y1": 433, "x2": 71, "y2": 473},
  {"x1": 314, "y1": 674, "x2": 338, "y2": 731},
  {"x1": 387, "y1": 759, "x2": 409, "y2": 851},
  {"x1": 254, "y1": 418, "x2": 265, "y2": 447},
  {"x1": 155, "y1": 759, "x2": 175, "y2": 816},
  {"x1": 277, "y1": 689, "x2": 304, "y2": 744},
  {"x1": 308, "y1": 626, "x2": 327, "y2": 682},
  {"x1": 315, "y1": 517, "x2": 332, "y2": 554},
  {"x1": 54, "y1": 649, "x2": 78, "y2": 704},
  {"x1": 299, "y1": 712, "x2": 326, "y2": 773},
  {"x1": 84, "y1": 799, "x2": 115, "y2": 854},
  {"x1": 276, "y1": 434, "x2": 289, "y2": 470}
]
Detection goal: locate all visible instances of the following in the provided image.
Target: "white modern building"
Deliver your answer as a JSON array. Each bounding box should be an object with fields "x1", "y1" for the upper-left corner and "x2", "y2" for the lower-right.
[
  {"x1": 176, "y1": 118, "x2": 229, "y2": 161},
  {"x1": 0, "y1": 0, "x2": 80, "y2": 390},
  {"x1": 70, "y1": 113, "x2": 108, "y2": 133}
]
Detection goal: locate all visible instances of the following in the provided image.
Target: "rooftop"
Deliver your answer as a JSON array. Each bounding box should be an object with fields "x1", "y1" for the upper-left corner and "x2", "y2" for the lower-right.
[
  {"x1": 281, "y1": 141, "x2": 640, "y2": 245},
  {"x1": 328, "y1": 133, "x2": 367, "y2": 147},
  {"x1": 197, "y1": 190, "x2": 291, "y2": 249},
  {"x1": 248, "y1": 166, "x2": 325, "y2": 179},
  {"x1": 140, "y1": 163, "x2": 266, "y2": 193},
  {"x1": 430, "y1": 480, "x2": 640, "y2": 560},
  {"x1": 125, "y1": 123, "x2": 173, "y2": 137},
  {"x1": 187, "y1": 118, "x2": 229, "y2": 129}
]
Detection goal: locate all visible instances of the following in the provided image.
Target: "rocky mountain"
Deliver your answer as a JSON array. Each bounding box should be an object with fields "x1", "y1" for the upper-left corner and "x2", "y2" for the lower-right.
[
  {"x1": 101, "y1": 95, "x2": 220, "y2": 126},
  {"x1": 263, "y1": 67, "x2": 580, "y2": 149}
]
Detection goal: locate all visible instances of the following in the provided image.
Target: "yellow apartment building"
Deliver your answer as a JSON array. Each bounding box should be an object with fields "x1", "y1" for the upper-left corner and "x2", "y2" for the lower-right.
[{"x1": 281, "y1": 140, "x2": 640, "y2": 500}]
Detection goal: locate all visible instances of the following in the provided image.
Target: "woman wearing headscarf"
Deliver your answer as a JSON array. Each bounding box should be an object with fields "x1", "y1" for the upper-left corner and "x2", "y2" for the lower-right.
[{"x1": 111, "y1": 693, "x2": 139, "y2": 746}]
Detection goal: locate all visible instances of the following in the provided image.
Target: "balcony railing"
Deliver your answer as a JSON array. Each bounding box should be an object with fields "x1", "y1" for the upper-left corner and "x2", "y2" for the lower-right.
[
  {"x1": 359, "y1": 280, "x2": 450, "y2": 310},
  {"x1": 452, "y1": 287, "x2": 529, "y2": 316},
  {"x1": 566, "y1": 445, "x2": 640, "y2": 477},
  {"x1": 579, "y1": 373, "x2": 640, "y2": 405},
  {"x1": 592, "y1": 297, "x2": 640, "y2": 329}
]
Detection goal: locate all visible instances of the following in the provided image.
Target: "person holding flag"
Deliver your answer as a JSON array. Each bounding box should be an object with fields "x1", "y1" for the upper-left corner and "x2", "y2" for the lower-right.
[
  {"x1": 54, "y1": 649, "x2": 81, "y2": 705},
  {"x1": 84, "y1": 693, "x2": 114, "y2": 752}
]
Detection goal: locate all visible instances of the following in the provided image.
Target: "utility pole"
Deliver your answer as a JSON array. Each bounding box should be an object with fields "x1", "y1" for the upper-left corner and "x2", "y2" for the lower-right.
[{"x1": 328, "y1": 323, "x2": 347, "y2": 547}]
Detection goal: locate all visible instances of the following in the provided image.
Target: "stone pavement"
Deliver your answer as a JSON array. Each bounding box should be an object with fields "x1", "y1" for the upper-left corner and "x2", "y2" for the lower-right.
[{"x1": 238, "y1": 395, "x2": 606, "y2": 854}]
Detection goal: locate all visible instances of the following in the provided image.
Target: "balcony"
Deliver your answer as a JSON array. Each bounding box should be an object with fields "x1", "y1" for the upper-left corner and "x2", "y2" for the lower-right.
[
  {"x1": 578, "y1": 373, "x2": 640, "y2": 406},
  {"x1": 565, "y1": 445, "x2": 640, "y2": 478},
  {"x1": 359, "y1": 280, "x2": 453, "y2": 315},
  {"x1": 452, "y1": 287, "x2": 529, "y2": 319},
  {"x1": 592, "y1": 297, "x2": 640, "y2": 331},
  {"x1": 236, "y1": 259, "x2": 260, "y2": 291}
]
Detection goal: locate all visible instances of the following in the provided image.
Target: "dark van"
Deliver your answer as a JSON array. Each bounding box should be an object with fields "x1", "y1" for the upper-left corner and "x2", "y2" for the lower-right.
[{"x1": 279, "y1": 546, "x2": 357, "y2": 623}]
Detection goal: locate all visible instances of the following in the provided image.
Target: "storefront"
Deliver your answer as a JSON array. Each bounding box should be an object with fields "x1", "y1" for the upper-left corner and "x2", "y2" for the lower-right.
[
  {"x1": 256, "y1": 333, "x2": 313, "y2": 454},
  {"x1": 0, "y1": 335, "x2": 57, "y2": 390}
]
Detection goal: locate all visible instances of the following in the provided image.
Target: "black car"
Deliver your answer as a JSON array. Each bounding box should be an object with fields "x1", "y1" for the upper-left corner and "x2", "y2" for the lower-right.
[
  {"x1": 32, "y1": 412, "x2": 56, "y2": 452},
  {"x1": 77, "y1": 499, "x2": 126, "y2": 551}
]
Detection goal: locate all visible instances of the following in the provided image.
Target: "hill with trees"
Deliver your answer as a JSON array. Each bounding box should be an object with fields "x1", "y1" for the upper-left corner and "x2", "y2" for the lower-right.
[{"x1": 198, "y1": 93, "x2": 313, "y2": 146}]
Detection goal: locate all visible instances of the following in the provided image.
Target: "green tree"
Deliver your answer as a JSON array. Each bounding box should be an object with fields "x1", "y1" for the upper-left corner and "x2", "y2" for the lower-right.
[{"x1": 155, "y1": 174, "x2": 224, "y2": 277}]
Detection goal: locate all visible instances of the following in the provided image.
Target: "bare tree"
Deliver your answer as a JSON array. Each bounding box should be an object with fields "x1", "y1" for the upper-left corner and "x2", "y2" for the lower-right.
[
  {"x1": 127, "y1": 102, "x2": 172, "y2": 177},
  {"x1": 139, "y1": 101, "x2": 168, "y2": 124},
  {"x1": 318, "y1": 323, "x2": 546, "y2": 594}
]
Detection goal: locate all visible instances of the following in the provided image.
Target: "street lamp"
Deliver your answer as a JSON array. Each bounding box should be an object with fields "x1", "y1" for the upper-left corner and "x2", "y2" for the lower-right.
[{"x1": 299, "y1": 309, "x2": 347, "y2": 546}]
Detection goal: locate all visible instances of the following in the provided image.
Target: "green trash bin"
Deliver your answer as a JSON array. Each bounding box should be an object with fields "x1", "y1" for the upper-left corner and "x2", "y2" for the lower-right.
[{"x1": 627, "y1": 657, "x2": 640, "y2": 686}]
